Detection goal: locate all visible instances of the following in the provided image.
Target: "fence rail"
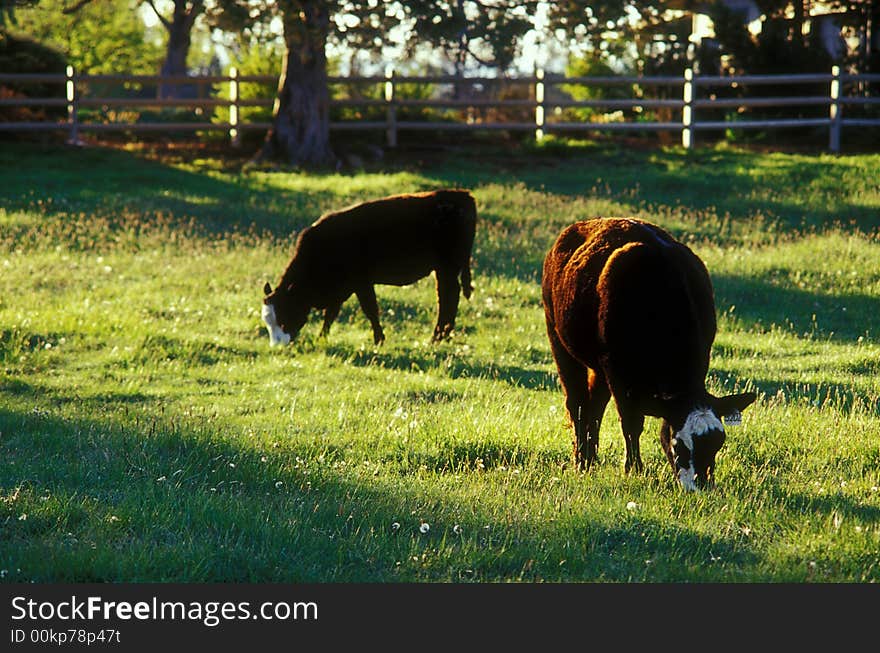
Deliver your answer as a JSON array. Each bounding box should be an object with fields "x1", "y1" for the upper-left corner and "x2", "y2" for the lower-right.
[{"x1": 1, "y1": 67, "x2": 877, "y2": 151}]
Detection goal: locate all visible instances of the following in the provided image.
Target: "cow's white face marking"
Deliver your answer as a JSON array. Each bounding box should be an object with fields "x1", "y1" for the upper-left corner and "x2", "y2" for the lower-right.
[
  {"x1": 261, "y1": 303, "x2": 290, "y2": 347},
  {"x1": 678, "y1": 466, "x2": 699, "y2": 492},
  {"x1": 673, "y1": 408, "x2": 724, "y2": 492},
  {"x1": 677, "y1": 408, "x2": 723, "y2": 449}
]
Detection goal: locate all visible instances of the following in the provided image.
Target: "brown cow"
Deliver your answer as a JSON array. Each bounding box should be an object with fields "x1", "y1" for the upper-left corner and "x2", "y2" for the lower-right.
[
  {"x1": 541, "y1": 217, "x2": 756, "y2": 490},
  {"x1": 262, "y1": 189, "x2": 476, "y2": 346}
]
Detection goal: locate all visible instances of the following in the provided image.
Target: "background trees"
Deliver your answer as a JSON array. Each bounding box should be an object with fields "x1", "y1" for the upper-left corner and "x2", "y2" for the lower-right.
[
  {"x1": 706, "y1": 1, "x2": 835, "y2": 75},
  {"x1": 207, "y1": 0, "x2": 539, "y2": 166},
  {"x1": 4, "y1": 0, "x2": 875, "y2": 164},
  {"x1": 11, "y1": 0, "x2": 162, "y2": 74},
  {"x1": 12, "y1": 0, "x2": 208, "y2": 96}
]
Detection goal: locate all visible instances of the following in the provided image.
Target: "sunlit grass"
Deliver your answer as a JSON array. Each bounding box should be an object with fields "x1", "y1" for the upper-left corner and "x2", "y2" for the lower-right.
[{"x1": 1, "y1": 140, "x2": 879, "y2": 582}]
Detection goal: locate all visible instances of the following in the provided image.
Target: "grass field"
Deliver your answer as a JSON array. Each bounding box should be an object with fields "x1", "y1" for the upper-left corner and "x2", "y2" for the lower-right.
[{"x1": 1, "y1": 138, "x2": 879, "y2": 582}]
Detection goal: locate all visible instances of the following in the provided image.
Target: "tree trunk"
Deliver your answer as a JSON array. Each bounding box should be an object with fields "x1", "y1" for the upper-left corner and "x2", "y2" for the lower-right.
[
  {"x1": 157, "y1": 0, "x2": 201, "y2": 99},
  {"x1": 256, "y1": 1, "x2": 336, "y2": 168}
]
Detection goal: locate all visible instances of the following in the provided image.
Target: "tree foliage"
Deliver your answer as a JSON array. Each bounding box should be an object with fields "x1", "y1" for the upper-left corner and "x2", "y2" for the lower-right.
[
  {"x1": 400, "y1": 0, "x2": 538, "y2": 74},
  {"x1": 16, "y1": 0, "x2": 209, "y2": 96},
  {"x1": 706, "y1": 0, "x2": 835, "y2": 75},
  {"x1": 11, "y1": 0, "x2": 162, "y2": 73},
  {"x1": 0, "y1": 0, "x2": 38, "y2": 30},
  {"x1": 548, "y1": 1, "x2": 714, "y2": 82},
  {"x1": 0, "y1": 30, "x2": 67, "y2": 126},
  {"x1": 208, "y1": 0, "x2": 538, "y2": 75}
]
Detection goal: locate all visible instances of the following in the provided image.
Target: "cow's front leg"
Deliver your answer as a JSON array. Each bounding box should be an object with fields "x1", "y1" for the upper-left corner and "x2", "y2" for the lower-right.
[
  {"x1": 355, "y1": 285, "x2": 385, "y2": 345},
  {"x1": 320, "y1": 300, "x2": 344, "y2": 338}
]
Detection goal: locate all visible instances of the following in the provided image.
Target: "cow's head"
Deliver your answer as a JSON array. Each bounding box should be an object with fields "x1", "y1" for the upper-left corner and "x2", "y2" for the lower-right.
[
  {"x1": 261, "y1": 282, "x2": 309, "y2": 346},
  {"x1": 660, "y1": 392, "x2": 757, "y2": 491}
]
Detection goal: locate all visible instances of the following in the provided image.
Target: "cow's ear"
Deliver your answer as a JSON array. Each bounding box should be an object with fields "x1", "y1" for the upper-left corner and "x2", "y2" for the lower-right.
[
  {"x1": 263, "y1": 282, "x2": 272, "y2": 296},
  {"x1": 711, "y1": 391, "x2": 757, "y2": 423}
]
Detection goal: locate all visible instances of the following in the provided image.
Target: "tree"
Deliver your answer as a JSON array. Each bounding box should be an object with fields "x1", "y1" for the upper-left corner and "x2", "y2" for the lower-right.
[
  {"x1": 57, "y1": 0, "x2": 206, "y2": 97},
  {"x1": 208, "y1": 0, "x2": 539, "y2": 168},
  {"x1": 144, "y1": 0, "x2": 206, "y2": 98}
]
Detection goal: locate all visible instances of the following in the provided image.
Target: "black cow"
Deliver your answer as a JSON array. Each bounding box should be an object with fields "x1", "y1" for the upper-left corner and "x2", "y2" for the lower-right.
[
  {"x1": 541, "y1": 217, "x2": 756, "y2": 490},
  {"x1": 262, "y1": 189, "x2": 476, "y2": 346}
]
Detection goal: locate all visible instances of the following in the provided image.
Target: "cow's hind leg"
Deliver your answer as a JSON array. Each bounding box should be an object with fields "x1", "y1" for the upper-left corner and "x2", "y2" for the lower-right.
[
  {"x1": 584, "y1": 369, "x2": 611, "y2": 466},
  {"x1": 615, "y1": 400, "x2": 645, "y2": 474},
  {"x1": 547, "y1": 329, "x2": 608, "y2": 470},
  {"x1": 355, "y1": 285, "x2": 385, "y2": 345},
  {"x1": 432, "y1": 267, "x2": 461, "y2": 341}
]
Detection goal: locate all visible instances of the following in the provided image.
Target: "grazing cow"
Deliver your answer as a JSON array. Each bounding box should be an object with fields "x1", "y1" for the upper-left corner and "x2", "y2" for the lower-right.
[
  {"x1": 541, "y1": 217, "x2": 756, "y2": 490},
  {"x1": 262, "y1": 189, "x2": 476, "y2": 346}
]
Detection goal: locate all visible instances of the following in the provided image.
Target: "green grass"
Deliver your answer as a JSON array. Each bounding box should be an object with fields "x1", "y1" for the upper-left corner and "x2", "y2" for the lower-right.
[{"x1": 1, "y1": 139, "x2": 879, "y2": 582}]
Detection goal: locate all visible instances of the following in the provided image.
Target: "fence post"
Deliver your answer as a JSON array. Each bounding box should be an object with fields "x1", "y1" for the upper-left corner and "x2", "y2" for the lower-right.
[
  {"x1": 229, "y1": 66, "x2": 240, "y2": 148},
  {"x1": 535, "y1": 67, "x2": 545, "y2": 142},
  {"x1": 385, "y1": 66, "x2": 397, "y2": 148},
  {"x1": 829, "y1": 65, "x2": 841, "y2": 153},
  {"x1": 682, "y1": 68, "x2": 694, "y2": 150},
  {"x1": 65, "y1": 65, "x2": 80, "y2": 145}
]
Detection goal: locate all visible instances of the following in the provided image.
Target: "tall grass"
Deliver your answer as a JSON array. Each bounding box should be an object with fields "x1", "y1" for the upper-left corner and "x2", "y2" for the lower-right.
[{"x1": 1, "y1": 140, "x2": 879, "y2": 582}]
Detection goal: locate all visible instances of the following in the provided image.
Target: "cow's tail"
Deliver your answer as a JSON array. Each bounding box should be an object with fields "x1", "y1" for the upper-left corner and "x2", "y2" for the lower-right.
[
  {"x1": 459, "y1": 193, "x2": 477, "y2": 300},
  {"x1": 460, "y1": 259, "x2": 473, "y2": 300}
]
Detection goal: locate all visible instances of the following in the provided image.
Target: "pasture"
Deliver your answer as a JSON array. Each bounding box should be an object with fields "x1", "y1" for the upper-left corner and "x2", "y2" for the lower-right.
[{"x1": 1, "y1": 139, "x2": 879, "y2": 582}]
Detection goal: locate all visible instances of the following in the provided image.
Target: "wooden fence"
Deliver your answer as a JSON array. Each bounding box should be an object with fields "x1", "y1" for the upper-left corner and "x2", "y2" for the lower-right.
[{"x1": 1, "y1": 66, "x2": 877, "y2": 152}]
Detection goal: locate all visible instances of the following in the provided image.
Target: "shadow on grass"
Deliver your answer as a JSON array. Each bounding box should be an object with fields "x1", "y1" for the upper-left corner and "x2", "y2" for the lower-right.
[
  {"x1": 433, "y1": 143, "x2": 880, "y2": 237},
  {"x1": 323, "y1": 343, "x2": 557, "y2": 391},
  {"x1": 0, "y1": 143, "x2": 452, "y2": 245},
  {"x1": 710, "y1": 366, "x2": 879, "y2": 417},
  {"x1": 774, "y1": 488, "x2": 880, "y2": 524},
  {"x1": 713, "y1": 274, "x2": 877, "y2": 343},
  {"x1": 707, "y1": 272, "x2": 880, "y2": 415},
  {"x1": 5, "y1": 142, "x2": 875, "y2": 261},
  {"x1": 0, "y1": 403, "x2": 776, "y2": 582}
]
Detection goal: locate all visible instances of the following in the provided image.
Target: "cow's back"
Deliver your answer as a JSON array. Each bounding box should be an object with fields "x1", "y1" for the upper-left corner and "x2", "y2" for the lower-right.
[
  {"x1": 543, "y1": 218, "x2": 716, "y2": 401},
  {"x1": 298, "y1": 190, "x2": 474, "y2": 287},
  {"x1": 542, "y1": 218, "x2": 645, "y2": 363}
]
